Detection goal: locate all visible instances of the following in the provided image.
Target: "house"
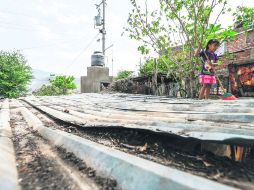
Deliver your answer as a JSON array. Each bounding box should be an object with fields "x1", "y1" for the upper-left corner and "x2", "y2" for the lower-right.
[{"x1": 216, "y1": 28, "x2": 254, "y2": 97}]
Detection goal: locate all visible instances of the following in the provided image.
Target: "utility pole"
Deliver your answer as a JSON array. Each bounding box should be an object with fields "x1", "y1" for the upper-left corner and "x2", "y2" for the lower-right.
[
  {"x1": 102, "y1": 0, "x2": 106, "y2": 56},
  {"x1": 94, "y1": 0, "x2": 106, "y2": 56}
]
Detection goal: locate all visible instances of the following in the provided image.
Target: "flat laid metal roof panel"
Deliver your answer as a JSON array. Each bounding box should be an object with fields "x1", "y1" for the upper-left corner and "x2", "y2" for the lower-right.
[{"x1": 23, "y1": 94, "x2": 254, "y2": 145}]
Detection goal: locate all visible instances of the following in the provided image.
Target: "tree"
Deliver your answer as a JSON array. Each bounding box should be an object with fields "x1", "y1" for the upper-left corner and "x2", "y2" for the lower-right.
[
  {"x1": 0, "y1": 50, "x2": 33, "y2": 98},
  {"x1": 35, "y1": 75, "x2": 77, "y2": 96},
  {"x1": 233, "y1": 6, "x2": 254, "y2": 30},
  {"x1": 34, "y1": 84, "x2": 60, "y2": 96},
  {"x1": 139, "y1": 57, "x2": 169, "y2": 75},
  {"x1": 49, "y1": 75, "x2": 76, "y2": 94},
  {"x1": 124, "y1": 0, "x2": 236, "y2": 97},
  {"x1": 113, "y1": 70, "x2": 134, "y2": 81}
]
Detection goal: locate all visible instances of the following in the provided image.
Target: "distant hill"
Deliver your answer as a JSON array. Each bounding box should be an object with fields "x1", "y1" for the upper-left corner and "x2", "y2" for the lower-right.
[{"x1": 29, "y1": 69, "x2": 80, "y2": 92}]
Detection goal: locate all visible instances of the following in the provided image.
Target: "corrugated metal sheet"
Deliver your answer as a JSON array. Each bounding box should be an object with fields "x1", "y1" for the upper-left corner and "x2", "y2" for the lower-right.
[{"x1": 23, "y1": 94, "x2": 254, "y2": 145}]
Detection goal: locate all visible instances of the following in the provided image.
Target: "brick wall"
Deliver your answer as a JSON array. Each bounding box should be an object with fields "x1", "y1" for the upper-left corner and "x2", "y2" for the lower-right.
[
  {"x1": 219, "y1": 49, "x2": 252, "y2": 67},
  {"x1": 227, "y1": 33, "x2": 247, "y2": 53},
  {"x1": 246, "y1": 30, "x2": 254, "y2": 47},
  {"x1": 217, "y1": 29, "x2": 254, "y2": 97},
  {"x1": 226, "y1": 30, "x2": 254, "y2": 53},
  {"x1": 219, "y1": 29, "x2": 254, "y2": 67}
]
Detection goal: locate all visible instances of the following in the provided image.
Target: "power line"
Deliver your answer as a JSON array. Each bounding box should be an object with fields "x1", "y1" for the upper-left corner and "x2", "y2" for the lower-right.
[
  {"x1": 19, "y1": 35, "x2": 88, "y2": 50},
  {"x1": 0, "y1": 23, "x2": 44, "y2": 32},
  {"x1": 0, "y1": 20, "x2": 41, "y2": 27},
  {"x1": 0, "y1": 24, "x2": 86, "y2": 37},
  {"x1": 0, "y1": 10, "x2": 33, "y2": 17},
  {"x1": 0, "y1": 21, "x2": 88, "y2": 37},
  {"x1": 0, "y1": 27, "x2": 89, "y2": 51},
  {"x1": 61, "y1": 33, "x2": 100, "y2": 73}
]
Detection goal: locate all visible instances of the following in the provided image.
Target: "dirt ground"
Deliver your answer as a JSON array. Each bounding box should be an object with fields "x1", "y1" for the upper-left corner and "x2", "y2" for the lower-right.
[{"x1": 10, "y1": 107, "x2": 119, "y2": 190}]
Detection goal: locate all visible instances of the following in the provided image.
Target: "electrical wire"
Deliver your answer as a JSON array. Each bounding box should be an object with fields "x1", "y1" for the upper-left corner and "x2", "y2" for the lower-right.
[
  {"x1": 61, "y1": 33, "x2": 100, "y2": 73},
  {"x1": 0, "y1": 23, "x2": 44, "y2": 32},
  {"x1": 0, "y1": 20, "x2": 41, "y2": 27},
  {"x1": 19, "y1": 34, "x2": 88, "y2": 50},
  {"x1": 0, "y1": 23, "x2": 87, "y2": 37},
  {"x1": 0, "y1": 9, "x2": 33, "y2": 17}
]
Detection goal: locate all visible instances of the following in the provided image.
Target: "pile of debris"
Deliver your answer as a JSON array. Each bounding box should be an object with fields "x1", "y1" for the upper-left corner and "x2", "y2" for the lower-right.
[{"x1": 108, "y1": 74, "x2": 179, "y2": 96}]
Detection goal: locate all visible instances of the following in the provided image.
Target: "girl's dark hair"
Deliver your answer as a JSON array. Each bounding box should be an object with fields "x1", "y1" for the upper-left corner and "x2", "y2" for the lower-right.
[{"x1": 206, "y1": 39, "x2": 220, "y2": 50}]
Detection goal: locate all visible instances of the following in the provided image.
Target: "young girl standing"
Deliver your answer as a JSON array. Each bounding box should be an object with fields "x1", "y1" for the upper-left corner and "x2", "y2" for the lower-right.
[{"x1": 198, "y1": 39, "x2": 220, "y2": 99}]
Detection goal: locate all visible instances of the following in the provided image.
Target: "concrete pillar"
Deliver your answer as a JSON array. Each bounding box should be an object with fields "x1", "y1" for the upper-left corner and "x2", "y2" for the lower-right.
[{"x1": 81, "y1": 66, "x2": 112, "y2": 93}]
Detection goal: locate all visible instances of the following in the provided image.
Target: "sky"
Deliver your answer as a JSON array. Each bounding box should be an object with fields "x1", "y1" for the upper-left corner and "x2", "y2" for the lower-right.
[{"x1": 0, "y1": 0, "x2": 254, "y2": 77}]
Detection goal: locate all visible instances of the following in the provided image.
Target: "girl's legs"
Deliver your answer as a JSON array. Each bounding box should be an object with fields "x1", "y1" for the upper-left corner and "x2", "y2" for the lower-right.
[
  {"x1": 204, "y1": 84, "x2": 211, "y2": 99},
  {"x1": 199, "y1": 84, "x2": 206, "y2": 99}
]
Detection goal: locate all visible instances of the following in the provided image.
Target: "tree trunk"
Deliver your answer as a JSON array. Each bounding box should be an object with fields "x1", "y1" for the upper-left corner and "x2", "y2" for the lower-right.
[
  {"x1": 185, "y1": 73, "x2": 198, "y2": 98},
  {"x1": 185, "y1": 77, "x2": 191, "y2": 98},
  {"x1": 152, "y1": 58, "x2": 158, "y2": 95}
]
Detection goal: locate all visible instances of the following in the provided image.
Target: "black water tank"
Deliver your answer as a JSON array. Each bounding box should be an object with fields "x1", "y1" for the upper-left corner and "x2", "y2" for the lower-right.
[{"x1": 91, "y1": 51, "x2": 104, "y2": 66}]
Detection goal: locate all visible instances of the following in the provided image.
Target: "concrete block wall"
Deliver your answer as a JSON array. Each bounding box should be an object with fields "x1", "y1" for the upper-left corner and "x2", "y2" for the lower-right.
[{"x1": 81, "y1": 66, "x2": 112, "y2": 93}]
